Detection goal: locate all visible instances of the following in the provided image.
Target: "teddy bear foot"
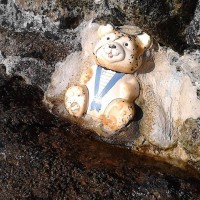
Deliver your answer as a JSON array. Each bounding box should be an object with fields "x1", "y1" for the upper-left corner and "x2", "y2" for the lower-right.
[
  {"x1": 64, "y1": 85, "x2": 88, "y2": 117},
  {"x1": 101, "y1": 99, "x2": 135, "y2": 134}
]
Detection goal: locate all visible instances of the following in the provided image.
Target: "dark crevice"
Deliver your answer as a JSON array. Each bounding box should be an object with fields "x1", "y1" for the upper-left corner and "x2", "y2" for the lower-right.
[
  {"x1": 59, "y1": 15, "x2": 84, "y2": 30},
  {"x1": 1, "y1": 0, "x2": 8, "y2": 5}
]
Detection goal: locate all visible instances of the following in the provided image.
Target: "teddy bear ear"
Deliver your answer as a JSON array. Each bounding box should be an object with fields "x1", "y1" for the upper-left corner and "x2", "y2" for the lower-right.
[
  {"x1": 98, "y1": 24, "x2": 114, "y2": 37},
  {"x1": 136, "y1": 32, "x2": 151, "y2": 50}
]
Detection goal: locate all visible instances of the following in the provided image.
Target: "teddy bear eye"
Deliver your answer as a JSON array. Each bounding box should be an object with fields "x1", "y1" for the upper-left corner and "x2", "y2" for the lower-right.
[
  {"x1": 124, "y1": 43, "x2": 129, "y2": 47},
  {"x1": 107, "y1": 37, "x2": 110, "y2": 40}
]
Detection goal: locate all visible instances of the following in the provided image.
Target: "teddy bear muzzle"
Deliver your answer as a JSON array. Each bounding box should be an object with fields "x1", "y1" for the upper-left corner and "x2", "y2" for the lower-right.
[{"x1": 100, "y1": 42, "x2": 125, "y2": 62}]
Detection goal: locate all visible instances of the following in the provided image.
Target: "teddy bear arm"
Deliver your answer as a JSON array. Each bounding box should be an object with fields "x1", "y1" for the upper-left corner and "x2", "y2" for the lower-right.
[
  {"x1": 80, "y1": 66, "x2": 93, "y2": 85},
  {"x1": 119, "y1": 78, "x2": 140, "y2": 102}
]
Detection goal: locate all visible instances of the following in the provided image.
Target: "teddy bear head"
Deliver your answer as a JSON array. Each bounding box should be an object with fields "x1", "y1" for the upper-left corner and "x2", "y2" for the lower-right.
[{"x1": 94, "y1": 24, "x2": 151, "y2": 74}]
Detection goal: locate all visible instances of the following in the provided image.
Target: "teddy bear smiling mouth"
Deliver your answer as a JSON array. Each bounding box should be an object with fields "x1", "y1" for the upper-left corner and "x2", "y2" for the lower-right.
[
  {"x1": 108, "y1": 52, "x2": 113, "y2": 58},
  {"x1": 104, "y1": 46, "x2": 121, "y2": 58}
]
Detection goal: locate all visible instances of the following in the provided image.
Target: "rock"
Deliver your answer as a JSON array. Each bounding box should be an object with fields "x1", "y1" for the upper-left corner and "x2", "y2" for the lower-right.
[
  {"x1": 105, "y1": 0, "x2": 199, "y2": 53},
  {"x1": 180, "y1": 118, "x2": 200, "y2": 159},
  {"x1": 138, "y1": 48, "x2": 200, "y2": 149},
  {"x1": 186, "y1": 0, "x2": 200, "y2": 46},
  {"x1": 0, "y1": 72, "x2": 200, "y2": 198},
  {"x1": 0, "y1": 0, "x2": 198, "y2": 52},
  {"x1": 0, "y1": 29, "x2": 70, "y2": 90},
  {"x1": 45, "y1": 23, "x2": 200, "y2": 170},
  {"x1": 0, "y1": 0, "x2": 200, "y2": 173}
]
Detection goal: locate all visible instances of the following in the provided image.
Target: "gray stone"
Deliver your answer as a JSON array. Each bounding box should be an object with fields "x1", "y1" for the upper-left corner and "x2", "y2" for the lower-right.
[{"x1": 186, "y1": 0, "x2": 200, "y2": 46}]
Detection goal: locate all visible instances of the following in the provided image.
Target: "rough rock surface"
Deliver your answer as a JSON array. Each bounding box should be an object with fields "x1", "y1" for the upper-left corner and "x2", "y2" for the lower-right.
[
  {"x1": 186, "y1": 0, "x2": 200, "y2": 46},
  {"x1": 0, "y1": 0, "x2": 200, "y2": 197},
  {"x1": 0, "y1": 68, "x2": 200, "y2": 199}
]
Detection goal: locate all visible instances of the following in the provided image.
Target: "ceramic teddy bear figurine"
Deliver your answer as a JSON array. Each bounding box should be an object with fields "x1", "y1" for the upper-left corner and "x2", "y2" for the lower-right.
[{"x1": 65, "y1": 24, "x2": 151, "y2": 134}]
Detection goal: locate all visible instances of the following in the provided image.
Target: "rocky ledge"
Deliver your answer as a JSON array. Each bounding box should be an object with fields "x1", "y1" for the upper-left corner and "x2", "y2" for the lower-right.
[
  {"x1": 0, "y1": 0, "x2": 200, "y2": 198},
  {"x1": 0, "y1": 67, "x2": 200, "y2": 199}
]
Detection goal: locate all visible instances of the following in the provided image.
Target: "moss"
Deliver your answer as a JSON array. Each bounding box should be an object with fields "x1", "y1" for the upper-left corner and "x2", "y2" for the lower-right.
[{"x1": 179, "y1": 118, "x2": 200, "y2": 157}]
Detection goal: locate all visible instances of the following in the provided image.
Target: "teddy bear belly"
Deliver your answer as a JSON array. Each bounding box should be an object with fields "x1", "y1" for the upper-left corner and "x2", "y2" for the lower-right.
[
  {"x1": 86, "y1": 88, "x2": 118, "y2": 118},
  {"x1": 86, "y1": 66, "x2": 124, "y2": 118}
]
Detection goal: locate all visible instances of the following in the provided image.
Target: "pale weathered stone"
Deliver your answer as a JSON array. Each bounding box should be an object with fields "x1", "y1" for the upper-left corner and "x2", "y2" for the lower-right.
[
  {"x1": 138, "y1": 48, "x2": 200, "y2": 149},
  {"x1": 45, "y1": 22, "x2": 200, "y2": 168}
]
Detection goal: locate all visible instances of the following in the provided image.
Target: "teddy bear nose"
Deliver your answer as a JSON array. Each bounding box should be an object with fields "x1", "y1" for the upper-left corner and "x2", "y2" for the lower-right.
[{"x1": 109, "y1": 44, "x2": 116, "y2": 49}]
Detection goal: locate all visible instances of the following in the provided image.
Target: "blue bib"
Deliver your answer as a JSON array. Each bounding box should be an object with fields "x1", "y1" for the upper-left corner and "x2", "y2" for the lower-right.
[{"x1": 90, "y1": 66, "x2": 125, "y2": 111}]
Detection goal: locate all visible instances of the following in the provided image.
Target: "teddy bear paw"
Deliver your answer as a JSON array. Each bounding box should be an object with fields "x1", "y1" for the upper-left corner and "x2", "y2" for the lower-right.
[
  {"x1": 65, "y1": 85, "x2": 88, "y2": 117},
  {"x1": 101, "y1": 99, "x2": 135, "y2": 134}
]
